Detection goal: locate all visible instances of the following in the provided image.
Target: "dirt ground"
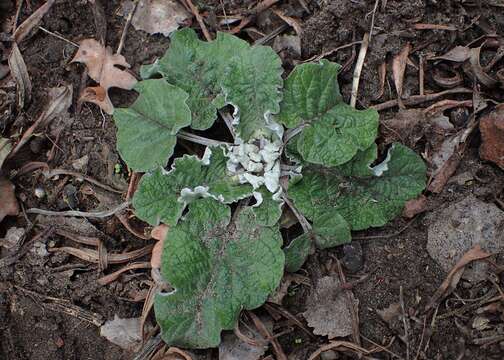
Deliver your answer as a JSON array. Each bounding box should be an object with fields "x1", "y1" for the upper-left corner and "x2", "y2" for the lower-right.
[{"x1": 1, "y1": 0, "x2": 504, "y2": 359}]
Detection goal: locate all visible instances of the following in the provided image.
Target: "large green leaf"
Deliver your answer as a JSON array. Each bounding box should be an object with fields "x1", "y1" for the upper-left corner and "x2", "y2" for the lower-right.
[
  {"x1": 284, "y1": 233, "x2": 312, "y2": 273},
  {"x1": 141, "y1": 28, "x2": 283, "y2": 137},
  {"x1": 277, "y1": 60, "x2": 378, "y2": 167},
  {"x1": 133, "y1": 147, "x2": 253, "y2": 226},
  {"x1": 288, "y1": 143, "x2": 427, "y2": 231},
  {"x1": 154, "y1": 199, "x2": 284, "y2": 348},
  {"x1": 113, "y1": 80, "x2": 191, "y2": 172}
]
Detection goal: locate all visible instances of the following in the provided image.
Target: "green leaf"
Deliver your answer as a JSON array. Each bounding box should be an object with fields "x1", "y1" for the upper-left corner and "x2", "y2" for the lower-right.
[
  {"x1": 140, "y1": 28, "x2": 283, "y2": 137},
  {"x1": 289, "y1": 143, "x2": 427, "y2": 231},
  {"x1": 222, "y1": 45, "x2": 283, "y2": 140},
  {"x1": 284, "y1": 233, "x2": 312, "y2": 272},
  {"x1": 133, "y1": 147, "x2": 253, "y2": 226},
  {"x1": 154, "y1": 199, "x2": 284, "y2": 348},
  {"x1": 252, "y1": 187, "x2": 283, "y2": 227},
  {"x1": 113, "y1": 79, "x2": 191, "y2": 172},
  {"x1": 277, "y1": 61, "x2": 378, "y2": 167},
  {"x1": 312, "y1": 212, "x2": 351, "y2": 249}
]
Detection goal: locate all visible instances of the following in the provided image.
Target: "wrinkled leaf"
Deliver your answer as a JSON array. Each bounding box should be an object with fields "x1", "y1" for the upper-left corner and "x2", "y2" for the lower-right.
[
  {"x1": 141, "y1": 28, "x2": 283, "y2": 137},
  {"x1": 284, "y1": 233, "x2": 312, "y2": 272},
  {"x1": 72, "y1": 39, "x2": 137, "y2": 114},
  {"x1": 289, "y1": 143, "x2": 426, "y2": 230},
  {"x1": 252, "y1": 186, "x2": 283, "y2": 227},
  {"x1": 277, "y1": 60, "x2": 378, "y2": 166},
  {"x1": 133, "y1": 147, "x2": 253, "y2": 225},
  {"x1": 154, "y1": 199, "x2": 284, "y2": 348},
  {"x1": 114, "y1": 79, "x2": 191, "y2": 172},
  {"x1": 312, "y1": 212, "x2": 351, "y2": 249}
]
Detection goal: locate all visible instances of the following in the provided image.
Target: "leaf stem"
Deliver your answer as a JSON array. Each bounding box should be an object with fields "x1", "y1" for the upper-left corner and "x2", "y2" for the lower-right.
[
  {"x1": 177, "y1": 131, "x2": 231, "y2": 147},
  {"x1": 281, "y1": 194, "x2": 312, "y2": 233},
  {"x1": 283, "y1": 124, "x2": 307, "y2": 144}
]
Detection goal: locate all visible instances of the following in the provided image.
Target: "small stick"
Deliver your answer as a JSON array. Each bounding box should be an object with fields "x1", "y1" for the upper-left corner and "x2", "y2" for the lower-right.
[
  {"x1": 399, "y1": 286, "x2": 410, "y2": 360},
  {"x1": 117, "y1": 0, "x2": 139, "y2": 54},
  {"x1": 38, "y1": 26, "x2": 78, "y2": 47},
  {"x1": 371, "y1": 87, "x2": 473, "y2": 111},
  {"x1": 177, "y1": 130, "x2": 231, "y2": 147},
  {"x1": 367, "y1": 0, "x2": 380, "y2": 41},
  {"x1": 419, "y1": 55, "x2": 425, "y2": 96},
  {"x1": 184, "y1": 0, "x2": 212, "y2": 41},
  {"x1": 350, "y1": 32, "x2": 370, "y2": 108},
  {"x1": 26, "y1": 201, "x2": 130, "y2": 218},
  {"x1": 304, "y1": 41, "x2": 362, "y2": 63},
  {"x1": 43, "y1": 168, "x2": 125, "y2": 193},
  {"x1": 353, "y1": 217, "x2": 417, "y2": 240}
]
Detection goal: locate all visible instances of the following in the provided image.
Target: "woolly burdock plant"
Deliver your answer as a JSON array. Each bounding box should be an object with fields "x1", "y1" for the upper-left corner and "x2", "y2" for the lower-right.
[{"x1": 113, "y1": 28, "x2": 427, "y2": 348}]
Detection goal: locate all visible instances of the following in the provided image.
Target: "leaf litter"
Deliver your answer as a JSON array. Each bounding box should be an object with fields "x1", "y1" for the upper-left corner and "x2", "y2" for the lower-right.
[{"x1": 72, "y1": 39, "x2": 137, "y2": 114}]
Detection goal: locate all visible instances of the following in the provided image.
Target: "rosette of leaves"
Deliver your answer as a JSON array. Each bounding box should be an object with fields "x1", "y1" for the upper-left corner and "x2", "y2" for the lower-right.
[{"x1": 113, "y1": 28, "x2": 427, "y2": 349}]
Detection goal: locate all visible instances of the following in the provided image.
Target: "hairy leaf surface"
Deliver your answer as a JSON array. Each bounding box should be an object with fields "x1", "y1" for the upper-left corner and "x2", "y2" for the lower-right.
[
  {"x1": 284, "y1": 233, "x2": 312, "y2": 273},
  {"x1": 252, "y1": 187, "x2": 283, "y2": 227},
  {"x1": 289, "y1": 143, "x2": 427, "y2": 231},
  {"x1": 133, "y1": 147, "x2": 253, "y2": 225},
  {"x1": 113, "y1": 79, "x2": 191, "y2": 171},
  {"x1": 154, "y1": 199, "x2": 284, "y2": 348},
  {"x1": 277, "y1": 61, "x2": 378, "y2": 166},
  {"x1": 141, "y1": 28, "x2": 283, "y2": 137}
]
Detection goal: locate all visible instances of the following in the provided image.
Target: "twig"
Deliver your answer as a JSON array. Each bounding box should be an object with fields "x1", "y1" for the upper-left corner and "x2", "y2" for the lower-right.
[
  {"x1": 248, "y1": 311, "x2": 287, "y2": 360},
  {"x1": 26, "y1": 201, "x2": 130, "y2": 218},
  {"x1": 371, "y1": 87, "x2": 473, "y2": 111},
  {"x1": 38, "y1": 26, "x2": 78, "y2": 47},
  {"x1": 177, "y1": 130, "x2": 231, "y2": 147},
  {"x1": 361, "y1": 336, "x2": 404, "y2": 359},
  {"x1": 254, "y1": 24, "x2": 289, "y2": 45},
  {"x1": 367, "y1": 0, "x2": 380, "y2": 41},
  {"x1": 218, "y1": 110, "x2": 236, "y2": 140},
  {"x1": 350, "y1": 33, "x2": 370, "y2": 108},
  {"x1": 43, "y1": 168, "x2": 125, "y2": 193},
  {"x1": 399, "y1": 286, "x2": 410, "y2": 360},
  {"x1": 117, "y1": 0, "x2": 139, "y2": 54},
  {"x1": 184, "y1": 0, "x2": 212, "y2": 41},
  {"x1": 304, "y1": 41, "x2": 362, "y2": 63},
  {"x1": 97, "y1": 262, "x2": 151, "y2": 285},
  {"x1": 229, "y1": 0, "x2": 280, "y2": 34},
  {"x1": 414, "y1": 316, "x2": 427, "y2": 360},
  {"x1": 419, "y1": 55, "x2": 425, "y2": 96},
  {"x1": 281, "y1": 194, "x2": 311, "y2": 233}
]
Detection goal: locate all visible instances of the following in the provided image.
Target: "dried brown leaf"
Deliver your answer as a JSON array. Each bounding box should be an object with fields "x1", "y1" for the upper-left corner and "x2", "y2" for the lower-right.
[
  {"x1": 97, "y1": 262, "x2": 151, "y2": 285},
  {"x1": 469, "y1": 47, "x2": 499, "y2": 87},
  {"x1": 122, "y1": 0, "x2": 192, "y2": 37},
  {"x1": 8, "y1": 42, "x2": 32, "y2": 109},
  {"x1": 0, "y1": 177, "x2": 19, "y2": 223},
  {"x1": 425, "y1": 245, "x2": 492, "y2": 312},
  {"x1": 13, "y1": 0, "x2": 56, "y2": 43},
  {"x1": 402, "y1": 195, "x2": 428, "y2": 218},
  {"x1": 430, "y1": 46, "x2": 471, "y2": 62},
  {"x1": 0, "y1": 137, "x2": 11, "y2": 169},
  {"x1": 479, "y1": 104, "x2": 504, "y2": 169},
  {"x1": 273, "y1": 10, "x2": 303, "y2": 36},
  {"x1": 151, "y1": 224, "x2": 169, "y2": 268},
  {"x1": 72, "y1": 39, "x2": 137, "y2": 114},
  {"x1": 303, "y1": 276, "x2": 357, "y2": 339},
  {"x1": 49, "y1": 244, "x2": 153, "y2": 264},
  {"x1": 392, "y1": 43, "x2": 411, "y2": 108}
]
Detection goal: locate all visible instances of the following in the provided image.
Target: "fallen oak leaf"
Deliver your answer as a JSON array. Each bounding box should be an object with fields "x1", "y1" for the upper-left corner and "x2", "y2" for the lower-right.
[
  {"x1": 425, "y1": 245, "x2": 492, "y2": 312},
  {"x1": 429, "y1": 45, "x2": 471, "y2": 62},
  {"x1": 0, "y1": 177, "x2": 19, "y2": 223},
  {"x1": 72, "y1": 39, "x2": 137, "y2": 114}
]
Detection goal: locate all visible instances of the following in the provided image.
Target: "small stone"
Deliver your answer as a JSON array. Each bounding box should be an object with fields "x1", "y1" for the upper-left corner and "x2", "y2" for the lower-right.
[
  {"x1": 320, "y1": 350, "x2": 338, "y2": 360},
  {"x1": 341, "y1": 242, "x2": 363, "y2": 273},
  {"x1": 34, "y1": 186, "x2": 45, "y2": 199}
]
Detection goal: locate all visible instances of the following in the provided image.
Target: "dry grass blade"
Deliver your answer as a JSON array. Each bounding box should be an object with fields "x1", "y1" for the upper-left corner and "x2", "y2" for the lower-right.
[
  {"x1": 248, "y1": 311, "x2": 287, "y2": 360},
  {"x1": 392, "y1": 43, "x2": 411, "y2": 109},
  {"x1": 49, "y1": 244, "x2": 154, "y2": 264},
  {"x1": 97, "y1": 262, "x2": 151, "y2": 285},
  {"x1": 272, "y1": 10, "x2": 302, "y2": 35},
  {"x1": 26, "y1": 200, "x2": 130, "y2": 218},
  {"x1": 350, "y1": 32, "x2": 370, "y2": 108},
  {"x1": 413, "y1": 23, "x2": 456, "y2": 31},
  {"x1": 308, "y1": 341, "x2": 371, "y2": 360},
  {"x1": 425, "y1": 245, "x2": 492, "y2": 312},
  {"x1": 13, "y1": 0, "x2": 55, "y2": 43},
  {"x1": 9, "y1": 84, "x2": 72, "y2": 157},
  {"x1": 141, "y1": 282, "x2": 160, "y2": 342},
  {"x1": 8, "y1": 42, "x2": 32, "y2": 109}
]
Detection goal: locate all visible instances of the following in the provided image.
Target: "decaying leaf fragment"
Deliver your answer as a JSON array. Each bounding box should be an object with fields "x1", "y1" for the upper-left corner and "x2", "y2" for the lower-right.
[
  {"x1": 0, "y1": 177, "x2": 19, "y2": 223},
  {"x1": 122, "y1": 0, "x2": 192, "y2": 37},
  {"x1": 72, "y1": 39, "x2": 137, "y2": 114},
  {"x1": 303, "y1": 276, "x2": 357, "y2": 339}
]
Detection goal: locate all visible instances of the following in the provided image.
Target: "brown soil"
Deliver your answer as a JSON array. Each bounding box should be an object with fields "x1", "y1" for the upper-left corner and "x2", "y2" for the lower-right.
[{"x1": 1, "y1": 0, "x2": 504, "y2": 359}]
